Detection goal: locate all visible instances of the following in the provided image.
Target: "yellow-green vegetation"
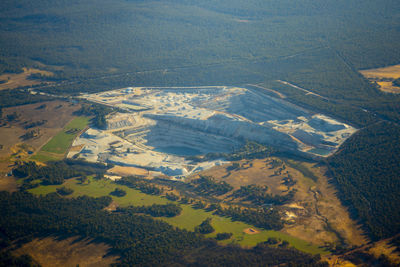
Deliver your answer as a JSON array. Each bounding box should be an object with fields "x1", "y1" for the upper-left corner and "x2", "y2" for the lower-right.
[
  {"x1": 164, "y1": 204, "x2": 325, "y2": 254},
  {"x1": 29, "y1": 177, "x2": 327, "y2": 255},
  {"x1": 31, "y1": 117, "x2": 89, "y2": 162},
  {"x1": 30, "y1": 152, "x2": 64, "y2": 163},
  {"x1": 284, "y1": 159, "x2": 318, "y2": 188}
]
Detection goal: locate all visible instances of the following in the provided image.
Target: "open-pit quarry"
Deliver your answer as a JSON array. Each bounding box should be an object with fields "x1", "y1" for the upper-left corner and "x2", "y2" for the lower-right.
[{"x1": 68, "y1": 86, "x2": 356, "y2": 178}]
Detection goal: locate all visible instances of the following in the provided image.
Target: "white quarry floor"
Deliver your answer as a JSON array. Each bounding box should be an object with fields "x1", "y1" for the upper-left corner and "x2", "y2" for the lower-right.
[{"x1": 68, "y1": 86, "x2": 357, "y2": 178}]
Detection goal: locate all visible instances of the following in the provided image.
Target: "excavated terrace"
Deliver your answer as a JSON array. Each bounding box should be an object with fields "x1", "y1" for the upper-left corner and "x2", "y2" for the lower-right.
[{"x1": 68, "y1": 86, "x2": 356, "y2": 178}]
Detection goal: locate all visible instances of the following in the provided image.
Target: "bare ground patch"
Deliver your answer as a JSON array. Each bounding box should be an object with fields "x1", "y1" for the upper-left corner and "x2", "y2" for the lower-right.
[
  {"x1": 0, "y1": 176, "x2": 18, "y2": 192},
  {"x1": 360, "y1": 64, "x2": 400, "y2": 79},
  {"x1": 13, "y1": 236, "x2": 119, "y2": 267},
  {"x1": 104, "y1": 200, "x2": 119, "y2": 212},
  {"x1": 0, "y1": 101, "x2": 81, "y2": 172},
  {"x1": 360, "y1": 64, "x2": 400, "y2": 93},
  {"x1": 197, "y1": 158, "x2": 292, "y2": 195},
  {"x1": 281, "y1": 161, "x2": 367, "y2": 248},
  {"x1": 108, "y1": 165, "x2": 150, "y2": 177},
  {"x1": 243, "y1": 228, "x2": 260, "y2": 235},
  {"x1": 0, "y1": 68, "x2": 53, "y2": 90}
]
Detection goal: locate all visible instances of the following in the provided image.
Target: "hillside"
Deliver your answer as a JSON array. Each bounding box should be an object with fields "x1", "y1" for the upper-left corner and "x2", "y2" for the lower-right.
[{"x1": 328, "y1": 122, "x2": 400, "y2": 241}]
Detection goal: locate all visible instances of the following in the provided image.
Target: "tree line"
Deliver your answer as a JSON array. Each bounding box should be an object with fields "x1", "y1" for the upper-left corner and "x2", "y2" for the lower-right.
[
  {"x1": 13, "y1": 159, "x2": 108, "y2": 189},
  {"x1": 327, "y1": 121, "x2": 400, "y2": 241},
  {"x1": 0, "y1": 191, "x2": 326, "y2": 266}
]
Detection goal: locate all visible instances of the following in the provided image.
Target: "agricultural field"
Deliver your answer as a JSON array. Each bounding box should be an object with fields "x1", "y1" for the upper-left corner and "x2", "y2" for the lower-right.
[
  {"x1": 31, "y1": 116, "x2": 90, "y2": 162},
  {"x1": 28, "y1": 176, "x2": 327, "y2": 255},
  {"x1": 0, "y1": 101, "x2": 81, "y2": 190},
  {"x1": 360, "y1": 64, "x2": 400, "y2": 93}
]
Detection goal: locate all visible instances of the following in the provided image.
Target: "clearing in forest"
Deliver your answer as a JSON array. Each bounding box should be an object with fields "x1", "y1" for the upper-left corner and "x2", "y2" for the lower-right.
[
  {"x1": 0, "y1": 68, "x2": 53, "y2": 90},
  {"x1": 13, "y1": 236, "x2": 118, "y2": 267},
  {"x1": 360, "y1": 64, "x2": 400, "y2": 93}
]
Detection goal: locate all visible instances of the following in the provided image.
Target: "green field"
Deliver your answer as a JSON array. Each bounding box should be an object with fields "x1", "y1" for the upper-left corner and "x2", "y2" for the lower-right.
[
  {"x1": 29, "y1": 177, "x2": 327, "y2": 255},
  {"x1": 30, "y1": 152, "x2": 65, "y2": 163},
  {"x1": 31, "y1": 116, "x2": 89, "y2": 162}
]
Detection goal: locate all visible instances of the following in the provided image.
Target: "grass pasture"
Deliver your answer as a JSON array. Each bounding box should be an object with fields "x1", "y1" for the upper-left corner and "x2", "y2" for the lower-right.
[
  {"x1": 29, "y1": 177, "x2": 327, "y2": 255},
  {"x1": 164, "y1": 204, "x2": 324, "y2": 254},
  {"x1": 30, "y1": 151, "x2": 64, "y2": 163},
  {"x1": 31, "y1": 116, "x2": 89, "y2": 162}
]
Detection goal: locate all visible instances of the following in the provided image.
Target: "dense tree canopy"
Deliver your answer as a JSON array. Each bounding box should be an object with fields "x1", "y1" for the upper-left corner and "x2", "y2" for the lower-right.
[
  {"x1": 0, "y1": 191, "x2": 326, "y2": 266},
  {"x1": 328, "y1": 122, "x2": 400, "y2": 240}
]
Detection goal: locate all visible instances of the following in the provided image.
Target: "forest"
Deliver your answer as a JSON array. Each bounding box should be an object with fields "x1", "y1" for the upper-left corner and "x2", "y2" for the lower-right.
[
  {"x1": 327, "y1": 121, "x2": 400, "y2": 241},
  {"x1": 73, "y1": 102, "x2": 114, "y2": 129},
  {"x1": 190, "y1": 175, "x2": 233, "y2": 196},
  {"x1": 12, "y1": 160, "x2": 108, "y2": 189},
  {"x1": 0, "y1": 191, "x2": 326, "y2": 266},
  {"x1": 0, "y1": 89, "x2": 51, "y2": 110},
  {"x1": 115, "y1": 176, "x2": 163, "y2": 195},
  {"x1": 123, "y1": 203, "x2": 183, "y2": 218}
]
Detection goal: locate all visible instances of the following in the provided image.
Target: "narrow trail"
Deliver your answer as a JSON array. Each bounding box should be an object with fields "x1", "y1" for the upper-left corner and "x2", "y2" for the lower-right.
[
  {"x1": 247, "y1": 83, "x2": 286, "y2": 99},
  {"x1": 276, "y1": 80, "x2": 329, "y2": 100}
]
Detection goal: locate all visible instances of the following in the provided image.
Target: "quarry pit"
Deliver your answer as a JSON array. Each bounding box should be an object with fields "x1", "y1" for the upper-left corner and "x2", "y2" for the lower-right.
[{"x1": 68, "y1": 86, "x2": 356, "y2": 178}]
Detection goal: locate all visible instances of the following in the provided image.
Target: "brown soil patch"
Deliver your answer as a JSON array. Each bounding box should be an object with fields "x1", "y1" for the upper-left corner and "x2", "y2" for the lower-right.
[
  {"x1": 0, "y1": 176, "x2": 18, "y2": 192},
  {"x1": 243, "y1": 228, "x2": 260, "y2": 235},
  {"x1": 0, "y1": 101, "x2": 80, "y2": 169},
  {"x1": 104, "y1": 201, "x2": 119, "y2": 212},
  {"x1": 360, "y1": 64, "x2": 400, "y2": 93},
  {"x1": 70, "y1": 144, "x2": 85, "y2": 152},
  {"x1": 0, "y1": 68, "x2": 53, "y2": 90},
  {"x1": 281, "y1": 160, "x2": 367, "y2": 247},
  {"x1": 196, "y1": 158, "x2": 292, "y2": 195},
  {"x1": 108, "y1": 165, "x2": 149, "y2": 177},
  {"x1": 360, "y1": 64, "x2": 400, "y2": 79},
  {"x1": 13, "y1": 236, "x2": 119, "y2": 267}
]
